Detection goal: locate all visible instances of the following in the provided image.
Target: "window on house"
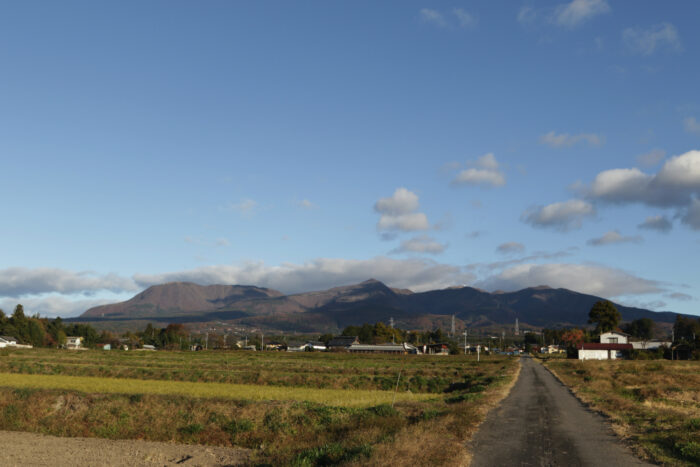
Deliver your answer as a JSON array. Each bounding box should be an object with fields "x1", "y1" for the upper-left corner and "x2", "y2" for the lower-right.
[{"x1": 608, "y1": 337, "x2": 618, "y2": 343}]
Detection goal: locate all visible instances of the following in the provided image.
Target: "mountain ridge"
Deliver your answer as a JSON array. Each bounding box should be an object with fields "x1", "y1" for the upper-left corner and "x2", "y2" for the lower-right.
[{"x1": 80, "y1": 279, "x2": 687, "y2": 332}]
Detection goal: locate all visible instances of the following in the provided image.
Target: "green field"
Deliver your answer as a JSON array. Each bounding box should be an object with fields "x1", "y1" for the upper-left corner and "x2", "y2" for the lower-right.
[
  {"x1": 0, "y1": 348, "x2": 519, "y2": 466},
  {"x1": 545, "y1": 359, "x2": 700, "y2": 467}
]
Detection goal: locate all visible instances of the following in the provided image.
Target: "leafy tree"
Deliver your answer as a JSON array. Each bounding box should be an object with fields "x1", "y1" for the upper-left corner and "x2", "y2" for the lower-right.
[
  {"x1": 588, "y1": 300, "x2": 621, "y2": 334},
  {"x1": 624, "y1": 318, "x2": 654, "y2": 341},
  {"x1": 561, "y1": 329, "x2": 584, "y2": 348},
  {"x1": 673, "y1": 315, "x2": 700, "y2": 346},
  {"x1": 319, "y1": 333, "x2": 334, "y2": 346}
]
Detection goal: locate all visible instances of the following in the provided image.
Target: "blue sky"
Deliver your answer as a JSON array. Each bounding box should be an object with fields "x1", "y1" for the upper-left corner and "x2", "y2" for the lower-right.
[{"x1": 1, "y1": 0, "x2": 699, "y2": 318}]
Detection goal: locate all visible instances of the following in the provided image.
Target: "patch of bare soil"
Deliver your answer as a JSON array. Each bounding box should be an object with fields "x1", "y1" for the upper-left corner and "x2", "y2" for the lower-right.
[{"x1": 0, "y1": 430, "x2": 251, "y2": 466}]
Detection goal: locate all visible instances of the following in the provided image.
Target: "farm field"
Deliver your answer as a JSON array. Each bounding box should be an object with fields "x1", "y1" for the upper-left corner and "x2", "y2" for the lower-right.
[
  {"x1": 0, "y1": 348, "x2": 519, "y2": 465},
  {"x1": 544, "y1": 359, "x2": 700, "y2": 467}
]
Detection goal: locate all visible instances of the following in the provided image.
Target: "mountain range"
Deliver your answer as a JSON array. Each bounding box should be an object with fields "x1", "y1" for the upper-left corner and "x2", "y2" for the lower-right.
[{"x1": 79, "y1": 279, "x2": 683, "y2": 333}]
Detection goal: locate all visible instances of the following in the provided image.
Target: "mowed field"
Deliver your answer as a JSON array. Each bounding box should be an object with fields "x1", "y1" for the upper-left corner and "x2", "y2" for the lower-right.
[
  {"x1": 545, "y1": 359, "x2": 700, "y2": 467},
  {"x1": 0, "y1": 348, "x2": 519, "y2": 466}
]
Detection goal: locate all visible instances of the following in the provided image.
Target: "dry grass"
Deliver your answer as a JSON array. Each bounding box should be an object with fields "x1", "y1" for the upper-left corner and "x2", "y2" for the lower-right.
[
  {"x1": 0, "y1": 348, "x2": 520, "y2": 466},
  {"x1": 545, "y1": 359, "x2": 700, "y2": 467},
  {"x1": 352, "y1": 357, "x2": 521, "y2": 467}
]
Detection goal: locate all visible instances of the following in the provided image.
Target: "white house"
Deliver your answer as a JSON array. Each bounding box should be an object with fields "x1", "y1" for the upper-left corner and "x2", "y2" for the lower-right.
[
  {"x1": 65, "y1": 336, "x2": 83, "y2": 350},
  {"x1": 599, "y1": 331, "x2": 629, "y2": 344},
  {"x1": 542, "y1": 344, "x2": 565, "y2": 354}
]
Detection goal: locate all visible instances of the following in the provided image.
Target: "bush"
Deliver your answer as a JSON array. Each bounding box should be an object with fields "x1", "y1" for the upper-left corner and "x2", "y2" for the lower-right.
[{"x1": 222, "y1": 418, "x2": 254, "y2": 435}]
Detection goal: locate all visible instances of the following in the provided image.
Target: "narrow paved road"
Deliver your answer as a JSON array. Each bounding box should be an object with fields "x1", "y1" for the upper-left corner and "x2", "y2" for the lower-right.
[{"x1": 470, "y1": 356, "x2": 652, "y2": 467}]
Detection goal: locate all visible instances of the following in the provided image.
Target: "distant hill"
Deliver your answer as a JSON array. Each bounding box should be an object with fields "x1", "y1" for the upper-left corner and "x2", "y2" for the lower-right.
[
  {"x1": 80, "y1": 279, "x2": 685, "y2": 332},
  {"x1": 82, "y1": 282, "x2": 283, "y2": 318}
]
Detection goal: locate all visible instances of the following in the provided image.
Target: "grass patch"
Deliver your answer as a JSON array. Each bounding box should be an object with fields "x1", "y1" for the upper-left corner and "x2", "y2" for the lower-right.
[{"x1": 545, "y1": 359, "x2": 700, "y2": 467}]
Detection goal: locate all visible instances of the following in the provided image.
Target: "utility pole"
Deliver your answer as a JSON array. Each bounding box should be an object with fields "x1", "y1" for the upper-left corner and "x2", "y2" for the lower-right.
[
  {"x1": 451, "y1": 314, "x2": 455, "y2": 337},
  {"x1": 463, "y1": 330, "x2": 468, "y2": 355},
  {"x1": 261, "y1": 333, "x2": 264, "y2": 351},
  {"x1": 205, "y1": 333, "x2": 208, "y2": 350}
]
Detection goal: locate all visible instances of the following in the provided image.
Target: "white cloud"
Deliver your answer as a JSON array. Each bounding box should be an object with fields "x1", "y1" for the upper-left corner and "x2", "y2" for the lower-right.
[
  {"x1": 554, "y1": 0, "x2": 610, "y2": 28},
  {"x1": 517, "y1": 6, "x2": 537, "y2": 25},
  {"x1": 0, "y1": 296, "x2": 117, "y2": 318},
  {"x1": 377, "y1": 213, "x2": 430, "y2": 232},
  {"x1": 588, "y1": 150, "x2": 700, "y2": 207},
  {"x1": 0, "y1": 267, "x2": 138, "y2": 298},
  {"x1": 587, "y1": 230, "x2": 643, "y2": 246},
  {"x1": 681, "y1": 198, "x2": 700, "y2": 230},
  {"x1": 666, "y1": 292, "x2": 693, "y2": 302},
  {"x1": 452, "y1": 153, "x2": 506, "y2": 187},
  {"x1": 420, "y1": 9, "x2": 447, "y2": 28},
  {"x1": 522, "y1": 199, "x2": 595, "y2": 231},
  {"x1": 476, "y1": 263, "x2": 663, "y2": 298},
  {"x1": 637, "y1": 215, "x2": 672, "y2": 233},
  {"x1": 374, "y1": 188, "x2": 430, "y2": 232},
  {"x1": 467, "y1": 248, "x2": 577, "y2": 275},
  {"x1": 685, "y1": 117, "x2": 700, "y2": 135},
  {"x1": 298, "y1": 199, "x2": 317, "y2": 209},
  {"x1": 636, "y1": 149, "x2": 665, "y2": 167},
  {"x1": 453, "y1": 8, "x2": 477, "y2": 28},
  {"x1": 134, "y1": 257, "x2": 474, "y2": 294},
  {"x1": 496, "y1": 242, "x2": 526, "y2": 255},
  {"x1": 391, "y1": 235, "x2": 446, "y2": 255},
  {"x1": 540, "y1": 131, "x2": 603, "y2": 148},
  {"x1": 622, "y1": 22, "x2": 681, "y2": 56},
  {"x1": 228, "y1": 198, "x2": 257, "y2": 214},
  {"x1": 215, "y1": 238, "x2": 230, "y2": 247}
]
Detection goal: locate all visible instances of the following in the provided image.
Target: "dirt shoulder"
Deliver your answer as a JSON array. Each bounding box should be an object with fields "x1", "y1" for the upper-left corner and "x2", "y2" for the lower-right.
[{"x1": 0, "y1": 430, "x2": 251, "y2": 467}]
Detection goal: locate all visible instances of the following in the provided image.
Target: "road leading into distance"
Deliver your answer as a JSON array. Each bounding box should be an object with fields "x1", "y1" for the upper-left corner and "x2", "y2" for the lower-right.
[{"x1": 470, "y1": 356, "x2": 652, "y2": 467}]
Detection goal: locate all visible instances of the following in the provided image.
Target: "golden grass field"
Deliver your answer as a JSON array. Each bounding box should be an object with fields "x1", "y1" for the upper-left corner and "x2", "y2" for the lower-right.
[
  {"x1": 0, "y1": 348, "x2": 520, "y2": 466},
  {"x1": 545, "y1": 359, "x2": 700, "y2": 467},
  {"x1": 0, "y1": 372, "x2": 434, "y2": 407}
]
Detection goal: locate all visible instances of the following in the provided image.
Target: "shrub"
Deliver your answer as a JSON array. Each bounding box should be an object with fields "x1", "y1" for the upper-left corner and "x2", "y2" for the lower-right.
[
  {"x1": 179, "y1": 423, "x2": 204, "y2": 435},
  {"x1": 222, "y1": 418, "x2": 254, "y2": 435}
]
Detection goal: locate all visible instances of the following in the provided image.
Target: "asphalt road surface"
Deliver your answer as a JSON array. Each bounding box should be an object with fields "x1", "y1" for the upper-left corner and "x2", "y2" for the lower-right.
[{"x1": 470, "y1": 356, "x2": 652, "y2": 467}]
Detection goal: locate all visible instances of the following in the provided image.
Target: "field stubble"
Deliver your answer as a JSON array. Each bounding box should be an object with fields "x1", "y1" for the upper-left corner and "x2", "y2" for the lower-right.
[{"x1": 0, "y1": 348, "x2": 520, "y2": 466}]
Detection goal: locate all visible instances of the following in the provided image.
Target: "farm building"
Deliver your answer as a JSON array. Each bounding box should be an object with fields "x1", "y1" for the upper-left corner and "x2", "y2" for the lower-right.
[
  {"x1": 0, "y1": 336, "x2": 18, "y2": 348},
  {"x1": 287, "y1": 342, "x2": 327, "y2": 352},
  {"x1": 577, "y1": 343, "x2": 633, "y2": 360},
  {"x1": 327, "y1": 336, "x2": 359, "y2": 351},
  {"x1": 347, "y1": 343, "x2": 419, "y2": 354},
  {"x1": 423, "y1": 343, "x2": 449, "y2": 355},
  {"x1": 630, "y1": 340, "x2": 671, "y2": 350}
]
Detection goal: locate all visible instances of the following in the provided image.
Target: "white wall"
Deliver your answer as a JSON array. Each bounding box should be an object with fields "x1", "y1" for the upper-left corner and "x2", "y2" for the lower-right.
[
  {"x1": 578, "y1": 349, "x2": 614, "y2": 360},
  {"x1": 600, "y1": 332, "x2": 628, "y2": 344}
]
